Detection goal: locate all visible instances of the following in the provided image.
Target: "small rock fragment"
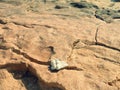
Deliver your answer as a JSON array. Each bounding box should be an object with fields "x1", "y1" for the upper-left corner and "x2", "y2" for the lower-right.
[{"x1": 50, "y1": 59, "x2": 68, "y2": 71}]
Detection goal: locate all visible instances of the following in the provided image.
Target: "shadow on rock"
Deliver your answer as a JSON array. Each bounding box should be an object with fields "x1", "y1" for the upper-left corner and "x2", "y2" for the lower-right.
[
  {"x1": 21, "y1": 71, "x2": 41, "y2": 90},
  {"x1": 9, "y1": 66, "x2": 66, "y2": 90},
  {"x1": 70, "y1": 1, "x2": 99, "y2": 9},
  {"x1": 111, "y1": 0, "x2": 120, "y2": 2}
]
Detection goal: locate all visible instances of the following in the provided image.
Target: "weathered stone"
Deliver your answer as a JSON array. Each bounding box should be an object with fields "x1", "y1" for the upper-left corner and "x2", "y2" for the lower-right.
[
  {"x1": 50, "y1": 59, "x2": 68, "y2": 71},
  {"x1": 70, "y1": 1, "x2": 99, "y2": 9},
  {"x1": 0, "y1": 0, "x2": 120, "y2": 90},
  {"x1": 95, "y1": 8, "x2": 119, "y2": 23}
]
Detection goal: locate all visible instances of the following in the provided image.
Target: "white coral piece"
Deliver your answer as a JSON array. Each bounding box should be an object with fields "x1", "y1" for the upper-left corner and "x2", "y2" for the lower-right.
[{"x1": 50, "y1": 59, "x2": 68, "y2": 71}]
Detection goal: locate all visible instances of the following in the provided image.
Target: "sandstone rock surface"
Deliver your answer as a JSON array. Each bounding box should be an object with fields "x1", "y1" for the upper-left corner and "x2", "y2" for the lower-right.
[{"x1": 0, "y1": 0, "x2": 120, "y2": 90}]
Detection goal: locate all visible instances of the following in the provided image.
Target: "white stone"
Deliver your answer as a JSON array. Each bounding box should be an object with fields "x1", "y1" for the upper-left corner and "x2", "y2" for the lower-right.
[{"x1": 50, "y1": 59, "x2": 68, "y2": 71}]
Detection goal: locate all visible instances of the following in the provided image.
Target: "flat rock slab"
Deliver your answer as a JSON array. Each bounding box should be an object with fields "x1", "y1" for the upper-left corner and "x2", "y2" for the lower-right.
[
  {"x1": 97, "y1": 22, "x2": 120, "y2": 51},
  {"x1": 0, "y1": 1, "x2": 120, "y2": 90}
]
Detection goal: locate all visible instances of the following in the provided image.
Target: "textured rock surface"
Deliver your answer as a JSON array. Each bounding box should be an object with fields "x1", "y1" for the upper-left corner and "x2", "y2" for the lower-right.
[{"x1": 0, "y1": 0, "x2": 120, "y2": 90}]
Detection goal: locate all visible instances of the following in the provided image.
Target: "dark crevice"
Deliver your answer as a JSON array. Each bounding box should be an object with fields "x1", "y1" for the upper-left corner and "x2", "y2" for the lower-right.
[
  {"x1": 11, "y1": 48, "x2": 49, "y2": 65},
  {"x1": 50, "y1": 66, "x2": 83, "y2": 73},
  {"x1": 94, "y1": 26, "x2": 120, "y2": 65},
  {"x1": 95, "y1": 26, "x2": 120, "y2": 52},
  {"x1": 0, "y1": 45, "x2": 49, "y2": 65},
  {"x1": 12, "y1": 22, "x2": 34, "y2": 28},
  {"x1": 0, "y1": 61, "x2": 28, "y2": 71},
  {"x1": 95, "y1": 26, "x2": 99, "y2": 43},
  {"x1": 94, "y1": 54, "x2": 120, "y2": 65},
  {"x1": 39, "y1": 24, "x2": 57, "y2": 29},
  {"x1": 95, "y1": 26, "x2": 100, "y2": 44},
  {"x1": 12, "y1": 21, "x2": 57, "y2": 29},
  {"x1": 96, "y1": 42, "x2": 120, "y2": 52},
  {"x1": 67, "y1": 39, "x2": 80, "y2": 61},
  {"x1": 52, "y1": 13, "x2": 75, "y2": 17},
  {"x1": 64, "y1": 66, "x2": 83, "y2": 71}
]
